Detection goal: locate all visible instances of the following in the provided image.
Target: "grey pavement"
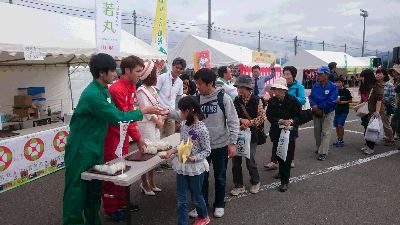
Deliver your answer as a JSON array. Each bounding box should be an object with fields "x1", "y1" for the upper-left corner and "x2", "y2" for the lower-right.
[{"x1": 1, "y1": 112, "x2": 399, "y2": 225}]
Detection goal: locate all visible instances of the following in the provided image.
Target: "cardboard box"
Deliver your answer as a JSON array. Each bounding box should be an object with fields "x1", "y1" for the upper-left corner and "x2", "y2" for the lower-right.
[
  {"x1": 13, "y1": 107, "x2": 35, "y2": 118},
  {"x1": 14, "y1": 95, "x2": 32, "y2": 107}
]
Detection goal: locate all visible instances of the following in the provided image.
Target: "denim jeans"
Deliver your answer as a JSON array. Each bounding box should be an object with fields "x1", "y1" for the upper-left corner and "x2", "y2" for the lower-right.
[
  {"x1": 177, "y1": 173, "x2": 207, "y2": 225},
  {"x1": 202, "y1": 146, "x2": 228, "y2": 209},
  {"x1": 232, "y1": 142, "x2": 260, "y2": 187}
]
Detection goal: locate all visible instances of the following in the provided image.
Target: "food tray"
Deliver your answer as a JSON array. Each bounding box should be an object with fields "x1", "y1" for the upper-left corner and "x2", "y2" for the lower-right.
[
  {"x1": 87, "y1": 165, "x2": 131, "y2": 176},
  {"x1": 126, "y1": 151, "x2": 157, "y2": 161}
]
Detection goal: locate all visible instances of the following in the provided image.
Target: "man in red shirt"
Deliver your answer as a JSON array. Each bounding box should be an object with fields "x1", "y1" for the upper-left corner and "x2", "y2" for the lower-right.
[{"x1": 102, "y1": 55, "x2": 146, "y2": 221}]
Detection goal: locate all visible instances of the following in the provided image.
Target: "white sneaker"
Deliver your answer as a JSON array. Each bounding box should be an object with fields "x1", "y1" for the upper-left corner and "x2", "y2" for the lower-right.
[
  {"x1": 360, "y1": 146, "x2": 368, "y2": 152},
  {"x1": 363, "y1": 147, "x2": 374, "y2": 155},
  {"x1": 230, "y1": 187, "x2": 246, "y2": 196},
  {"x1": 249, "y1": 183, "x2": 261, "y2": 194},
  {"x1": 188, "y1": 209, "x2": 198, "y2": 218},
  {"x1": 214, "y1": 208, "x2": 225, "y2": 218}
]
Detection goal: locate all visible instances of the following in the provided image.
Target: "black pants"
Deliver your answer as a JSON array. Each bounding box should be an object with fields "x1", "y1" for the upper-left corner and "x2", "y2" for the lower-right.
[
  {"x1": 275, "y1": 139, "x2": 296, "y2": 185},
  {"x1": 366, "y1": 140, "x2": 375, "y2": 150}
]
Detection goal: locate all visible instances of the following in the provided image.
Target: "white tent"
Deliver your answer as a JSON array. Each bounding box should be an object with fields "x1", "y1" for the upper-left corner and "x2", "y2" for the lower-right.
[
  {"x1": 169, "y1": 35, "x2": 255, "y2": 68},
  {"x1": 0, "y1": 2, "x2": 165, "y2": 64},
  {"x1": 284, "y1": 50, "x2": 368, "y2": 69},
  {"x1": 0, "y1": 3, "x2": 165, "y2": 115}
]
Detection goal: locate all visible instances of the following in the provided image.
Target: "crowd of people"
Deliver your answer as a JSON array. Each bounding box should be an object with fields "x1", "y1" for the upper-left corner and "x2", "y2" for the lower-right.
[{"x1": 62, "y1": 53, "x2": 400, "y2": 225}]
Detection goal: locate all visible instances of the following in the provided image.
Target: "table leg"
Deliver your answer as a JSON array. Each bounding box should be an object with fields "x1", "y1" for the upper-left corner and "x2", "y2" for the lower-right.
[{"x1": 126, "y1": 185, "x2": 131, "y2": 225}]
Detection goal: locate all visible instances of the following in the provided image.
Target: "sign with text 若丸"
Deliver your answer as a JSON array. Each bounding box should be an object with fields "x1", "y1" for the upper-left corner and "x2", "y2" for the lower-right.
[
  {"x1": 151, "y1": 0, "x2": 168, "y2": 55},
  {"x1": 96, "y1": 0, "x2": 121, "y2": 57}
]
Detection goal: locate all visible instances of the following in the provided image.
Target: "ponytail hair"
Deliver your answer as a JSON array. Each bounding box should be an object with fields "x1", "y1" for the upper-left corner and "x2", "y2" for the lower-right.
[{"x1": 178, "y1": 96, "x2": 204, "y2": 126}]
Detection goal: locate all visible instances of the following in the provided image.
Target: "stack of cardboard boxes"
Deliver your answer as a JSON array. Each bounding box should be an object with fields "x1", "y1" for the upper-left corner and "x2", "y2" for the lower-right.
[{"x1": 13, "y1": 87, "x2": 46, "y2": 119}]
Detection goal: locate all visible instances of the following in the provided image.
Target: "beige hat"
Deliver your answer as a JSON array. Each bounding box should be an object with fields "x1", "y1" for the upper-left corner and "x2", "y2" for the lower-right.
[
  {"x1": 140, "y1": 60, "x2": 155, "y2": 80},
  {"x1": 393, "y1": 64, "x2": 400, "y2": 74},
  {"x1": 271, "y1": 77, "x2": 288, "y2": 90}
]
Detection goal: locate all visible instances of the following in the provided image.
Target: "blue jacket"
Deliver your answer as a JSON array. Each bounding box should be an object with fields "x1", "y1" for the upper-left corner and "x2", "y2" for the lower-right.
[
  {"x1": 309, "y1": 81, "x2": 338, "y2": 114},
  {"x1": 287, "y1": 81, "x2": 306, "y2": 106}
]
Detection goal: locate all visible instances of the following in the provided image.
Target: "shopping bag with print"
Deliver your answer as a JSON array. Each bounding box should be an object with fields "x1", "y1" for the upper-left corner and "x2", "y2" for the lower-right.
[
  {"x1": 276, "y1": 129, "x2": 290, "y2": 161},
  {"x1": 236, "y1": 128, "x2": 251, "y2": 159}
]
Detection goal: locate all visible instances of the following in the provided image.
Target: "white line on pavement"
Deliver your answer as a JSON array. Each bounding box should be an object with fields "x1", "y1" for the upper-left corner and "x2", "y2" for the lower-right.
[
  {"x1": 344, "y1": 130, "x2": 364, "y2": 135},
  {"x1": 225, "y1": 149, "x2": 400, "y2": 202},
  {"x1": 299, "y1": 119, "x2": 361, "y2": 131}
]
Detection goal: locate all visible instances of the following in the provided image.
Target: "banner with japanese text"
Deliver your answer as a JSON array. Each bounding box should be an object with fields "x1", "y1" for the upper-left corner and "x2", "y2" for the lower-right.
[
  {"x1": 151, "y1": 0, "x2": 168, "y2": 55},
  {"x1": 0, "y1": 126, "x2": 69, "y2": 193},
  {"x1": 252, "y1": 51, "x2": 276, "y2": 64},
  {"x1": 193, "y1": 50, "x2": 211, "y2": 72},
  {"x1": 96, "y1": 0, "x2": 121, "y2": 57}
]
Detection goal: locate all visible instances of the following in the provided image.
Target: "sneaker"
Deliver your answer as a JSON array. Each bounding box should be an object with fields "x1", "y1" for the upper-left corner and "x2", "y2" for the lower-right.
[
  {"x1": 336, "y1": 142, "x2": 344, "y2": 147},
  {"x1": 278, "y1": 184, "x2": 288, "y2": 192},
  {"x1": 230, "y1": 187, "x2": 246, "y2": 196},
  {"x1": 249, "y1": 183, "x2": 261, "y2": 194},
  {"x1": 188, "y1": 209, "x2": 198, "y2": 218},
  {"x1": 291, "y1": 161, "x2": 295, "y2": 168},
  {"x1": 193, "y1": 216, "x2": 210, "y2": 225},
  {"x1": 213, "y1": 208, "x2": 225, "y2": 218},
  {"x1": 317, "y1": 154, "x2": 326, "y2": 161},
  {"x1": 264, "y1": 161, "x2": 278, "y2": 170},
  {"x1": 127, "y1": 202, "x2": 140, "y2": 212},
  {"x1": 363, "y1": 148, "x2": 374, "y2": 155},
  {"x1": 315, "y1": 150, "x2": 319, "y2": 154},
  {"x1": 360, "y1": 146, "x2": 368, "y2": 152},
  {"x1": 110, "y1": 210, "x2": 126, "y2": 222}
]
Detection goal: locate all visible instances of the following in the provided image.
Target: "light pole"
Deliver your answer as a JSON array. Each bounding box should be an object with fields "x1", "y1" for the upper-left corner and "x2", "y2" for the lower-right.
[{"x1": 360, "y1": 9, "x2": 368, "y2": 57}]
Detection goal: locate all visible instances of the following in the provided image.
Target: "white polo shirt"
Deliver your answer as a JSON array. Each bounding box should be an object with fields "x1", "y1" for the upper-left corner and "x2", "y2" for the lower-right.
[{"x1": 156, "y1": 71, "x2": 183, "y2": 109}]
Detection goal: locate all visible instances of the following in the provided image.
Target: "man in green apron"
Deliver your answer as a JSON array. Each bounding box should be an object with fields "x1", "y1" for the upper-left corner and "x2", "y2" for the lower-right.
[{"x1": 63, "y1": 53, "x2": 162, "y2": 225}]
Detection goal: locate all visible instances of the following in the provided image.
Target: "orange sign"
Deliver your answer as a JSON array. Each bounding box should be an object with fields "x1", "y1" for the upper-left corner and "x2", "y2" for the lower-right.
[{"x1": 193, "y1": 50, "x2": 211, "y2": 72}]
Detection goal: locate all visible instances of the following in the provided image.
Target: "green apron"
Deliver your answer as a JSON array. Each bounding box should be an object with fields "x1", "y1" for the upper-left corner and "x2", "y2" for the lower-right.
[{"x1": 63, "y1": 80, "x2": 143, "y2": 225}]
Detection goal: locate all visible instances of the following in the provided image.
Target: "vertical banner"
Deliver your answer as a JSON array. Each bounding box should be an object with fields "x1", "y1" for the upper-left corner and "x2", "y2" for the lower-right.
[
  {"x1": 151, "y1": 0, "x2": 168, "y2": 55},
  {"x1": 96, "y1": 0, "x2": 121, "y2": 57},
  {"x1": 193, "y1": 50, "x2": 211, "y2": 72},
  {"x1": 0, "y1": 126, "x2": 69, "y2": 193}
]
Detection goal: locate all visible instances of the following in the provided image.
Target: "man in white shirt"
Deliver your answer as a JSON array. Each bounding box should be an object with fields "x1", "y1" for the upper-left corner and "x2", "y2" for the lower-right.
[
  {"x1": 216, "y1": 66, "x2": 238, "y2": 99},
  {"x1": 156, "y1": 57, "x2": 186, "y2": 138}
]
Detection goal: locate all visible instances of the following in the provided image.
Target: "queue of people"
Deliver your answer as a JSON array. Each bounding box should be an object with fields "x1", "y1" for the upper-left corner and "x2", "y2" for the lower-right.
[{"x1": 63, "y1": 53, "x2": 400, "y2": 225}]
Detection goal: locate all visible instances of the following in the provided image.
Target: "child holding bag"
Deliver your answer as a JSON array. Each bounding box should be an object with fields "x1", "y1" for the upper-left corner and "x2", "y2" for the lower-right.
[{"x1": 162, "y1": 96, "x2": 211, "y2": 225}]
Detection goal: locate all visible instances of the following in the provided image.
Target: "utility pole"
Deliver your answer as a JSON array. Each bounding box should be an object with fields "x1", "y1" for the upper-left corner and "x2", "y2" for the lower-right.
[
  {"x1": 258, "y1": 30, "x2": 261, "y2": 52},
  {"x1": 294, "y1": 36, "x2": 298, "y2": 56},
  {"x1": 208, "y1": 0, "x2": 212, "y2": 39},
  {"x1": 344, "y1": 44, "x2": 347, "y2": 53},
  {"x1": 376, "y1": 49, "x2": 378, "y2": 56},
  {"x1": 133, "y1": 10, "x2": 137, "y2": 37},
  {"x1": 322, "y1": 41, "x2": 325, "y2": 51},
  {"x1": 360, "y1": 9, "x2": 368, "y2": 57},
  {"x1": 387, "y1": 51, "x2": 390, "y2": 69}
]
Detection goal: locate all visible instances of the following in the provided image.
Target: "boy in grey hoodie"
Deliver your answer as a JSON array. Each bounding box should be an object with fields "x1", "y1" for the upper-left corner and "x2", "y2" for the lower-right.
[{"x1": 167, "y1": 68, "x2": 240, "y2": 218}]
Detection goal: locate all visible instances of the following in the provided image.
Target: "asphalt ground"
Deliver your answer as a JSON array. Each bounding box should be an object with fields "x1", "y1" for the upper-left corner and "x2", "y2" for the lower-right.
[{"x1": 1, "y1": 111, "x2": 400, "y2": 225}]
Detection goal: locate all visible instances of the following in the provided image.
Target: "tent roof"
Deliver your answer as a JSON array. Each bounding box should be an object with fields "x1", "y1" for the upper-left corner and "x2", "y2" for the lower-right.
[
  {"x1": 0, "y1": 3, "x2": 165, "y2": 66},
  {"x1": 284, "y1": 50, "x2": 368, "y2": 69},
  {"x1": 168, "y1": 35, "x2": 255, "y2": 68}
]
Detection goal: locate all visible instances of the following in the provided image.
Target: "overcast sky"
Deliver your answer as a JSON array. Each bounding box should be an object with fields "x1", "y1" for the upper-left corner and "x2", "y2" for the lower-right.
[{"x1": 3, "y1": 0, "x2": 400, "y2": 57}]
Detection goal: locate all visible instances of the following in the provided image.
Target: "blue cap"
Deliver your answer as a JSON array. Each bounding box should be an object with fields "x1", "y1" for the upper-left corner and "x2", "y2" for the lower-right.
[{"x1": 317, "y1": 66, "x2": 330, "y2": 75}]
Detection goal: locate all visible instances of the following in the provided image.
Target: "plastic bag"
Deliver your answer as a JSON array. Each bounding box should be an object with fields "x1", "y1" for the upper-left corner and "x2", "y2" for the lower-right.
[
  {"x1": 236, "y1": 128, "x2": 251, "y2": 159},
  {"x1": 276, "y1": 129, "x2": 290, "y2": 161},
  {"x1": 365, "y1": 117, "x2": 384, "y2": 142}
]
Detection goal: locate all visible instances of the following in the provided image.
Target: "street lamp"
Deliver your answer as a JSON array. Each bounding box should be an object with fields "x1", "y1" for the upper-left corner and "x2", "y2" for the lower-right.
[{"x1": 360, "y1": 9, "x2": 368, "y2": 57}]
